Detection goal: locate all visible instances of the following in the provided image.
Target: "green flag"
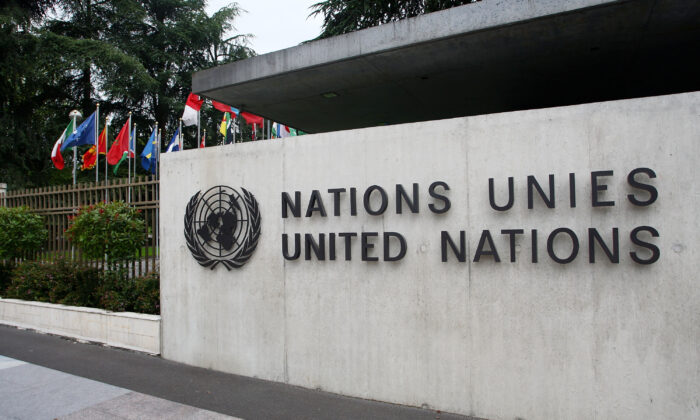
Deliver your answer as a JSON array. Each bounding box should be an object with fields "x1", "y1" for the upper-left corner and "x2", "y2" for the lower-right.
[{"x1": 113, "y1": 151, "x2": 128, "y2": 175}]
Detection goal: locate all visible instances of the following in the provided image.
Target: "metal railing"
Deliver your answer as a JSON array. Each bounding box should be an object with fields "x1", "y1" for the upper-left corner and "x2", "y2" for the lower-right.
[{"x1": 0, "y1": 177, "x2": 159, "y2": 277}]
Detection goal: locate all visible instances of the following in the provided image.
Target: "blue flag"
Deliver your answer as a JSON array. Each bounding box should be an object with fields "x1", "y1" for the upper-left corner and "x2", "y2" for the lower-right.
[
  {"x1": 130, "y1": 126, "x2": 136, "y2": 157},
  {"x1": 140, "y1": 127, "x2": 158, "y2": 173},
  {"x1": 61, "y1": 111, "x2": 97, "y2": 152},
  {"x1": 166, "y1": 128, "x2": 180, "y2": 152}
]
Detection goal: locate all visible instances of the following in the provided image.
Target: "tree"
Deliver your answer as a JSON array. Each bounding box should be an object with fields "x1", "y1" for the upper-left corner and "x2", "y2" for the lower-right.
[
  {"x1": 310, "y1": 0, "x2": 480, "y2": 39},
  {"x1": 0, "y1": 0, "x2": 254, "y2": 189}
]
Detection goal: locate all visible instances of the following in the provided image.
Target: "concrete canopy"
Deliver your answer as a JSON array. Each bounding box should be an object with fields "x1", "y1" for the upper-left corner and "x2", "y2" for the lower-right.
[{"x1": 192, "y1": 0, "x2": 700, "y2": 134}]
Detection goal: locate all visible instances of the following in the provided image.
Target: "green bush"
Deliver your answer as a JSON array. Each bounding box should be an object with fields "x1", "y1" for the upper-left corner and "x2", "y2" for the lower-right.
[
  {"x1": 0, "y1": 206, "x2": 47, "y2": 260},
  {"x1": 3, "y1": 260, "x2": 159, "y2": 314},
  {"x1": 133, "y1": 271, "x2": 160, "y2": 314},
  {"x1": 3, "y1": 259, "x2": 99, "y2": 305},
  {"x1": 97, "y1": 270, "x2": 160, "y2": 314},
  {"x1": 0, "y1": 262, "x2": 13, "y2": 295},
  {"x1": 65, "y1": 201, "x2": 145, "y2": 262}
]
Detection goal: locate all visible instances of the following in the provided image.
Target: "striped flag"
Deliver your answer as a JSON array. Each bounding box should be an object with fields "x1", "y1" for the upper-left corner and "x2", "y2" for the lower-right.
[{"x1": 51, "y1": 120, "x2": 75, "y2": 170}]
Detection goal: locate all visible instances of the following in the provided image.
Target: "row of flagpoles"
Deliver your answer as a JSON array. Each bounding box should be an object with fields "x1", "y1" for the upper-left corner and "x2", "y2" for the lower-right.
[{"x1": 50, "y1": 94, "x2": 304, "y2": 186}]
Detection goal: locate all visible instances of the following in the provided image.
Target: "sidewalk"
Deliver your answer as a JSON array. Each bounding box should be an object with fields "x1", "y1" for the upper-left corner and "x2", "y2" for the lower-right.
[
  {"x1": 0, "y1": 325, "x2": 475, "y2": 420},
  {"x1": 0, "y1": 355, "x2": 236, "y2": 419}
]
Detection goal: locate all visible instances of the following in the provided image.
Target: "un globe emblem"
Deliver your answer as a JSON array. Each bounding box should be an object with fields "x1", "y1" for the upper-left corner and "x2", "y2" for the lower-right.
[{"x1": 184, "y1": 186, "x2": 261, "y2": 270}]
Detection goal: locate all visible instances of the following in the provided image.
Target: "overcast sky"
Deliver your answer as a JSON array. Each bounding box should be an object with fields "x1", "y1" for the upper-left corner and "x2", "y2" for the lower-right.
[{"x1": 205, "y1": 0, "x2": 324, "y2": 55}]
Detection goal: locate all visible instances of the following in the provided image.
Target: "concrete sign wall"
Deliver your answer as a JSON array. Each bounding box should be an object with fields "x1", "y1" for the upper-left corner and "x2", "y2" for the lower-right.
[{"x1": 160, "y1": 92, "x2": 699, "y2": 420}]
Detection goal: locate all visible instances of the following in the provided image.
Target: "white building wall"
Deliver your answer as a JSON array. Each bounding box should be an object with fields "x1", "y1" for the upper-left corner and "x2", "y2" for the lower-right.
[{"x1": 160, "y1": 92, "x2": 700, "y2": 420}]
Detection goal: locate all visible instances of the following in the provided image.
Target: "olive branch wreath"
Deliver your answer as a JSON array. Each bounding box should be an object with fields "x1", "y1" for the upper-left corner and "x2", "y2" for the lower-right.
[{"x1": 184, "y1": 188, "x2": 261, "y2": 270}]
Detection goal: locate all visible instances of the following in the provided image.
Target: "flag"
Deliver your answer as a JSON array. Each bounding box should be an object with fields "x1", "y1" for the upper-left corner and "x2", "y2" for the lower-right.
[
  {"x1": 140, "y1": 127, "x2": 158, "y2": 173},
  {"x1": 80, "y1": 127, "x2": 108, "y2": 170},
  {"x1": 182, "y1": 93, "x2": 204, "y2": 126},
  {"x1": 199, "y1": 132, "x2": 205, "y2": 148},
  {"x1": 97, "y1": 127, "x2": 107, "y2": 154},
  {"x1": 51, "y1": 120, "x2": 75, "y2": 169},
  {"x1": 113, "y1": 152, "x2": 128, "y2": 175},
  {"x1": 276, "y1": 123, "x2": 291, "y2": 138},
  {"x1": 166, "y1": 128, "x2": 180, "y2": 152},
  {"x1": 225, "y1": 120, "x2": 235, "y2": 144},
  {"x1": 61, "y1": 111, "x2": 97, "y2": 152},
  {"x1": 219, "y1": 112, "x2": 231, "y2": 137},
  {"x1": 211, "y1": 100, "x2": 239, "y2": 116},
  {"x1": 129, "y1": 126, "x2": 136, "y2": 157},
  {"x1": 113, "y1": 125, "x2": 135, "y2": 175},
  {"x1": 241, "y1": 112, "x2": 263, "y2": 129},
  {"x1": 107, "y1": 120, "x2": 130, "y2": 165},
  {"x1": 81, "y1": 146, "x2": 97, "y2": 170}
]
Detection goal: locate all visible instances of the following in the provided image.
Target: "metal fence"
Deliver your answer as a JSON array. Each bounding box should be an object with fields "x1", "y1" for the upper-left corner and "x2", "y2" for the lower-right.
[{"x1": 0, "y1": 177, "x2": 159, "y2": 277}]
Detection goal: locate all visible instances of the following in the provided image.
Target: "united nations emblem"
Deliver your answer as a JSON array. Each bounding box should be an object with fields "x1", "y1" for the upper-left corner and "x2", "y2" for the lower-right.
[{"x1": 184, "y1": 186, "x2": 261, "y2": 270}]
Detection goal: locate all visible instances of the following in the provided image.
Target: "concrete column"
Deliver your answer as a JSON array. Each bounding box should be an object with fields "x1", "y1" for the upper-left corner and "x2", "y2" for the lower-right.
[{"x1": 0, "y1": 183, "x2": 7, "y2": 206}]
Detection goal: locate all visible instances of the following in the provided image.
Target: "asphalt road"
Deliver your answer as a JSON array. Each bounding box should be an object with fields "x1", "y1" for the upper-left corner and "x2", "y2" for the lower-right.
[{"x1": 0, "y1": 324, "x2": 477, "y2": 420}]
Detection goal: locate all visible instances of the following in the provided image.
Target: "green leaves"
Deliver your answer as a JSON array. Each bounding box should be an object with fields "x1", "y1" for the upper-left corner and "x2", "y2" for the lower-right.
[
  {"x1": 309, "y1": 0, "x2": 479, "y2": 39},
  {"x1": 0, "y1": 0, "x2": 254, "y2": 189},
  {"x1": 0, "y1": 206, "x2": 47, "y2": 260},
  {"x1": 65, "y1": 201, "x2": 145, "y2": 262}
]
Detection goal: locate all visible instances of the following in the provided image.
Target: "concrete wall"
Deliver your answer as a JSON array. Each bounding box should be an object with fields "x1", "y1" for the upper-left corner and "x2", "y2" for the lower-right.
[
  {"x1": 0, "y1": 298, "x2": 160, "y2": 354},
  {"x1": 160, "y1": 92, "x2": 700, "y2": 420}
]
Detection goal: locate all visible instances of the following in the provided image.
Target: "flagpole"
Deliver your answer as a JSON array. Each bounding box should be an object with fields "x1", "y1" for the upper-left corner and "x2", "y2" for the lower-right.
[
  {"x1": 153, "y1": 122, "x2": 158, "y2": 180},
  {"x1": 70, "y1": 111, "x2": 78, "y2": 185},
  {"x1": 95, "y1": 104, "x2": 100, "y2": 184},
  {"x1": 157, "y1": 128, "x2": 161, "y2": 181},
  {"x1": 155, "y1": 127, "x2": 161, "y2": 261},
  {"x1": 127, "y1": 112, "x2": 132, "y2": 203},
  {"x1": 133, "y1": 123, "x2": 137, "y2": 182},
  {"x1": 67, "y1": 109, "x2": 82, "y2": 186},
  {"x1": 179, "y1": 118, "x2": 183, "y2": 150},
  {"x1": 132, "y1": 122, "x2": 136, "y2": 183},
  {"x1": 197, "y1": 109, "x2": 200, "y2": 146},
  {"x1": 105, "y1": 117, "x2": 110, "y2": 201}
]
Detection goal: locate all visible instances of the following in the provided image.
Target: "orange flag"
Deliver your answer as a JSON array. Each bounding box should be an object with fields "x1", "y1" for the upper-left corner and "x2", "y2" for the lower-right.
[{"x1": 80, "y1": 127, "x2": 107, "y2": 170}]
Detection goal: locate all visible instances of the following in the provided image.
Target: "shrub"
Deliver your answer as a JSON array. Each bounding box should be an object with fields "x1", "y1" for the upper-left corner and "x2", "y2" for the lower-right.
[
  {"x1": 132, "y1": 271, "x2": 160, "y2": 314},
  {"x1": 97, "y1": 270, "x2": 160, "y2": 314},
  {"x1": 0, "y1": 206, "x2": 47, "y2": 260},
  {"x1": 0, "y1": 262, "x2": 12, "y2": 295},
  {"x1": 3, "y1": 259, "x2": 159, "y2": 314},
  {"x1": 65, "y1": 201, "x2": 145, "y2": 262},
  {"x1": 3, "y1": 259, "x2": 99, "y2": 305}
]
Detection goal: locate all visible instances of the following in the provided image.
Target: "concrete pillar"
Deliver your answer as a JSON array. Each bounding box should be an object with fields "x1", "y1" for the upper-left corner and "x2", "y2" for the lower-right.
[{"x1": 0, "y1": 183, "x2": 6, "y2": 206}]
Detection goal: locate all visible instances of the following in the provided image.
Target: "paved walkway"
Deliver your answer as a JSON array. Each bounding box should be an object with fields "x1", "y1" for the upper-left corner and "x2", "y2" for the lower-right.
[
  {"x1": 0, "y1": 325, "x2": 475, "y2": 420},
  {"x1": 0, "y1": 355, "x2": 236, "y2": 419}
]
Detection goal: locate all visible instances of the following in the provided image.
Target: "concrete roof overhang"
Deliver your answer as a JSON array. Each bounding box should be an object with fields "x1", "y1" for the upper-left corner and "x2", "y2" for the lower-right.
[{"x1": 192, "y1": 0, "x2": 700, "y2": 134}]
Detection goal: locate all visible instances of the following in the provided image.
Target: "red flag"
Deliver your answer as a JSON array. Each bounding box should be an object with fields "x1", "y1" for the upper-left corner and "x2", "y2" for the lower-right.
[
  {"x1": 97, "y1": 127, "x2": 107, "y2": 154},
  {"x1": 81, "y1": 126, "x2": 108, "y2": 170},
  {"x1": 51, "y1": 120, "x2": 75, "y2": 170},
  {"x1": 212, "y1": 100, "x2": 238, "y2": 116},
  {"x1": 185, "y1": 93, "x2": 204, "y2": 111},
  {"x1": 81, "y1": 146, "x2": 97, "y2": 170},
  {"x1": 107, "y1": 120, "x2": 130, "y2": 165},
  {"x1": 199, "y1": 133, "x2": 205, "y2": 148},
  {"x1": 51, "y1": 138, "x2": 64, "y2": 170},
  {"x1": 182, "y1": 93, "x2": 204, "y2": 126},
  {"x1": 241, "y1": 112, "x2": 263, "y2": 129}
]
